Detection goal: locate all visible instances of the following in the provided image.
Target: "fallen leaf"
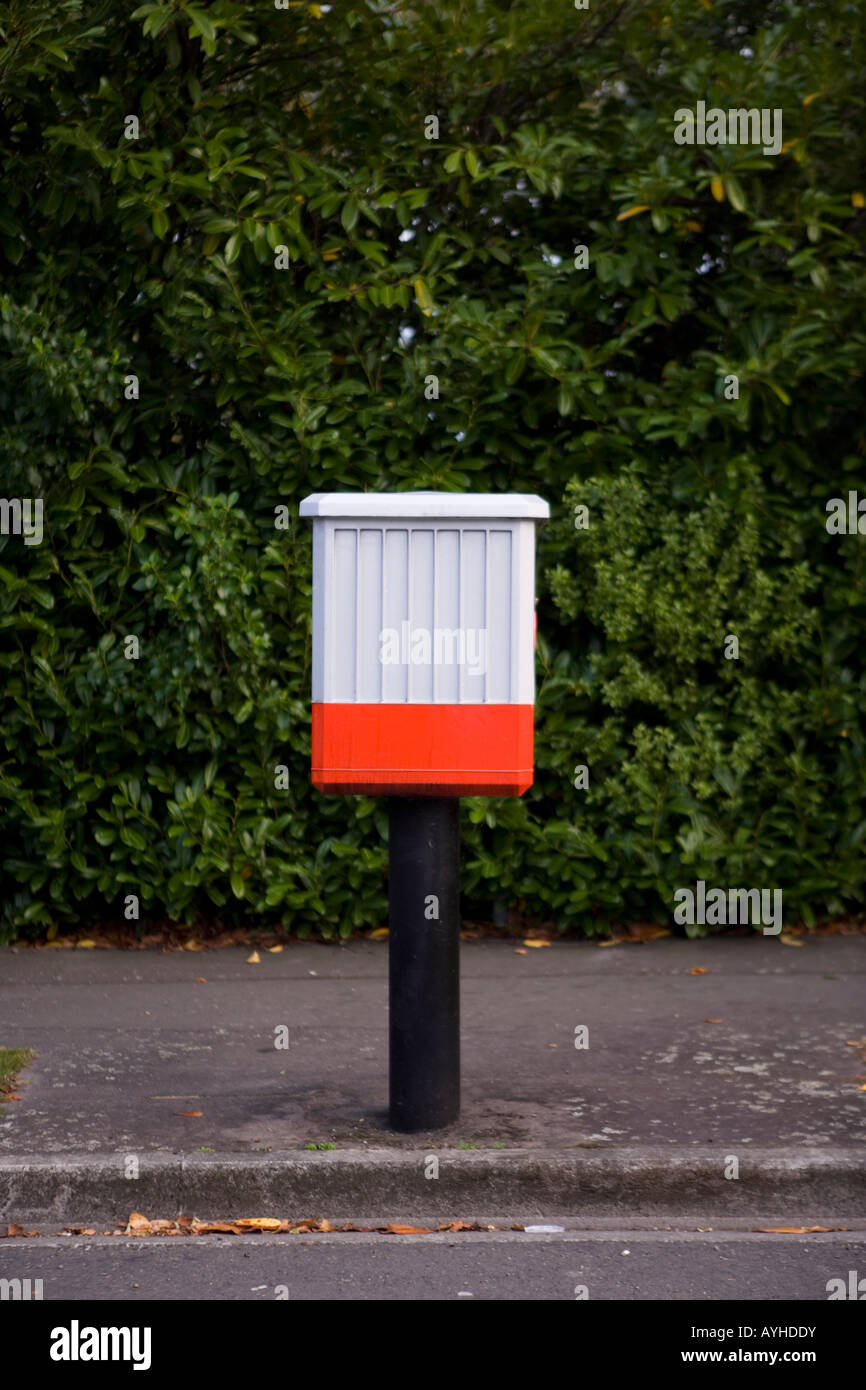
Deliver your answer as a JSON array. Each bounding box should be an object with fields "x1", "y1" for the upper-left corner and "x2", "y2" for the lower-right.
[
  {"x1": 857, "y1": 1084, "x2": 866, "y2": 1091},
  {"x1": 76, "y1": 939, "x2": 96, "y2": 949},
  {"x1": 246, "y1": 951, "x2": 261, "y2": 964},
  {"x1": 183, "y1": 940, "x2": 204, "y2": 952},
  {"x1": 616, "y1": 204, "x2": 650, "y2": 221},
  {"x1": 176, "y1": 1110, "x2": 203, "y2": 1117},
  {"x1": 522, "y1": 939, "x2": 551, "y2": 949},
  {"x1": 63, "y1": 1227, "x2": 96, "y2": 1236},
  {"x1": 381, "y1": 1224, "x2": 432, "y2": 1234},
  {"x1": 195, "y1": 977, "x2": 207, "y2": 983},
  {"x1": 598, "y1": 925, "x2": 670, "y2": 946},
  {"x1": 705, "y1": 1018, "x2": 723, "y2": 1023},
  {"x1": 514, "y1": 948, "x2": 527, "y2": 955},
  {"x1": 128, "y1": 1213, "x2": 150, "y2": 1232},
  {"x1": 232, "y1": 1217, "x2": 283, "y2": 1231},
  {"x1": 267, "y1": 945, "x2": 284, "y2": 953},
  {"x1": 755, "y1": 1226, "x2": 831, "y2": 1234},
  {"x1": 778, "y1": 932, "x2": 803, "y2": 947},
  {"x1": 437, "y1": 1221, "x2": 484, "y2": 1232},
  {"x1": 689, "y1": 967, "x2": 708, "y2": 975},
  {"x1": 368, "y1": 928, "x2": 389, "y2": 939}
]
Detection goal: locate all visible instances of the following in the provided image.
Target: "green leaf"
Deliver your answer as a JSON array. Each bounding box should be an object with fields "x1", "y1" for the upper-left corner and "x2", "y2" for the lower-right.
[{"x1": 185, "y1": 6, "x2": 216, "y2": 41}]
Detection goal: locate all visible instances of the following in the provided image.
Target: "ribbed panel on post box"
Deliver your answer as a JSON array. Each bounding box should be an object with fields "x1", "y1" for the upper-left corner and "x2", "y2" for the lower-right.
[{"x1": 313, "y1": 521, "x2": 535, "y2": 707}]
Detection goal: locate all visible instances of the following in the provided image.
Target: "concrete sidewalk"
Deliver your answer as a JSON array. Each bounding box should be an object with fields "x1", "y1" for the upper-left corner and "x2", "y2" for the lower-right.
[{"x1": 1, "y1": 936, "x2": 864, "y2": 1222}]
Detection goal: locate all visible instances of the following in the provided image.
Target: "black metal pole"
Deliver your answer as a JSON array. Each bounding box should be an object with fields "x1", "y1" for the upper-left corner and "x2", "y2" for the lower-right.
[{"x1": 388, "y1": 797, "x2": 460, "y2": 1132}]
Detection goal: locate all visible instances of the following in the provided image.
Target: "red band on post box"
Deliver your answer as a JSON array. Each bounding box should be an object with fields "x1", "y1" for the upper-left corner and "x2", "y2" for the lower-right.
[{"x1": 311, "y1": 703, "x2": 535, "y2": 796}]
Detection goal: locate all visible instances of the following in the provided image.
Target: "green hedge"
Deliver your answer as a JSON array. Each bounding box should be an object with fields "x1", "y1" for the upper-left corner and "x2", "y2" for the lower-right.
[{"x1": 1, "y1": 0, "x2": 864, "y2": 940}]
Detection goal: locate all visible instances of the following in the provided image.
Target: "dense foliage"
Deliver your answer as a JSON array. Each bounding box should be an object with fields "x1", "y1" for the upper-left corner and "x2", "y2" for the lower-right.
[{"x1": 1, "y1": 0, "x2": 864, "y2": 940}]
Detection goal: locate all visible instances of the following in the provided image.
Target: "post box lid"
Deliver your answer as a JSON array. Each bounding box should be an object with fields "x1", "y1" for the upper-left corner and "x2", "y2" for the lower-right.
[{"x1": 299, "y1": 491, "x2": 549, "y2": 520}]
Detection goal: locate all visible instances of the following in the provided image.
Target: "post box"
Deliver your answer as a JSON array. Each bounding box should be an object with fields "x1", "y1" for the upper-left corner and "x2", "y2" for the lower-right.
[{"x1": 299, "y1": 491, "x2": 549, "y2": 796}]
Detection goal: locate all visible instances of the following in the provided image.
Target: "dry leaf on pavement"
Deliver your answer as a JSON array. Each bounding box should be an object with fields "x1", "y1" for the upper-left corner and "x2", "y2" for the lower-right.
[{"x1": 755, "y1": 1226, "x2": 831, "y2": 1234}]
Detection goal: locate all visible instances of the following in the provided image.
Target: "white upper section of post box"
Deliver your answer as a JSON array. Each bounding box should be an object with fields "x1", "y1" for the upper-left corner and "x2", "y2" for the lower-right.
[
  {"x1": 300, "y1": 492, "x2": 549, "y2": 520},
  {"x1": 300, "y1": 493, "x2": 549, "y2": 706}
]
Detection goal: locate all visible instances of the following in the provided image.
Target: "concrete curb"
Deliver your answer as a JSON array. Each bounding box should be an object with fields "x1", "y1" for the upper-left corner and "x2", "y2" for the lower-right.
[{"x1": 2, "y1": 1148, "x2": 865, "y2": 1225}]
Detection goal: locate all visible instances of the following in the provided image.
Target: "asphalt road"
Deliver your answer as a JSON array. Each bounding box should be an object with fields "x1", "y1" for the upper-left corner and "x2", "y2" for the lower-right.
[{"x1": 2, "y1": 1229, "x2": 864, "y2": 1300}]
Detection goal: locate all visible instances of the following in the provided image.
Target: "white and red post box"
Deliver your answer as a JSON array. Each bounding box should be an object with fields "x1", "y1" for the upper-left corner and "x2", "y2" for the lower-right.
[{"x1": 299, "y1": 492, "x2": 549, "y2": 796}]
